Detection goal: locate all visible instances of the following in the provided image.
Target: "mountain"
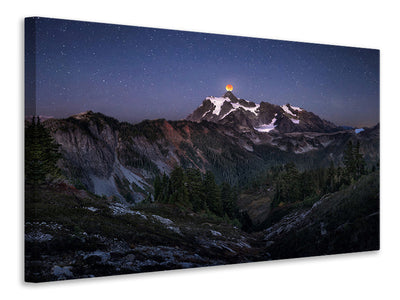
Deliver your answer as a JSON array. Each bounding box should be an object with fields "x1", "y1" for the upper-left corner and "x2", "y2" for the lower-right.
[
  {"x1": 27, "y1": 93, "x2": 380, "y2": 281},
  {"x1": 187, "y1": 91, "x2": 339, "y2": 133},
  {"x1": 43, "y1": 105, "x2": 379, "y2": 209},
  {"x1": 44, "y1": 111, "x2": 267, "y2": 201}
]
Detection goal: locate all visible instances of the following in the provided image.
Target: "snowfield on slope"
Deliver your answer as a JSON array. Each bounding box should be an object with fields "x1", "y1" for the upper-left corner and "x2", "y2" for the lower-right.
[
  {"x1": 206, "y1": 96, "x2": 260, "y2": 117},
  {"x1": 254, "y1": 118, "x2": 277, "y2": 132}
]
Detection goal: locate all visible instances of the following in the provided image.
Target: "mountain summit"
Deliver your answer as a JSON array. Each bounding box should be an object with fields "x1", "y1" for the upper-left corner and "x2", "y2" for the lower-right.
[{"x1": 187, "y1": 92, "x2": 338, "y2": 133}]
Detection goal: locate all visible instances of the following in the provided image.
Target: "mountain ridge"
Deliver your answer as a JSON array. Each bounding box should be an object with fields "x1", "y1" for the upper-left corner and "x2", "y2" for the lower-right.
[
  {"x1": 187, "y1": 91, "x2": 339, "y2": 134},
  {"x1": 42, "y1": 104, "x2": 379, "y2": 206}
]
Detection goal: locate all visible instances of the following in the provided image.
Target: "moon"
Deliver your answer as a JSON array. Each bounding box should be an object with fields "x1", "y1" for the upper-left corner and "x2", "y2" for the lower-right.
[{"x1": 226, "y1": 84, "x2": 233, "y2": 91}]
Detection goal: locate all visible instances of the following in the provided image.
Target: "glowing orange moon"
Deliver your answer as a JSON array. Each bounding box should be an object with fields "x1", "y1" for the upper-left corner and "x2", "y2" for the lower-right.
[{"x1": 226, "y1": 84, "x2": 233, "y2": 91}]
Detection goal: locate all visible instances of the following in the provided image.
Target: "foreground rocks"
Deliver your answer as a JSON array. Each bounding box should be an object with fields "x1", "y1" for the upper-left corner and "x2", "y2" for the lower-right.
[
  {"x1": 25, "y1": 184, "x2": 265, "y2": 282},
  {"x1": 25, "y1": 171, "x2": 379, "y2": 282}
]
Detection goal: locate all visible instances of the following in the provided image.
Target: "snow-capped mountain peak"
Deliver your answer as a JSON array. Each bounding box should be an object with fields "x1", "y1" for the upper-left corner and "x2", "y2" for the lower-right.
[
  {"x1": 204, "y1": 95, "x2": 260, "y2": 119},
  {"x1": 187, "y1": 92, "x2": 339, "y2": 134},
  {"x1": 281, "y1": 104, "x2": 303, "y2": 116}
]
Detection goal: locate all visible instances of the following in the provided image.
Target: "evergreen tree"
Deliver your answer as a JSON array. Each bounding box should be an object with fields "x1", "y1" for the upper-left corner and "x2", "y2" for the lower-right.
[
  {"x1": 300, "y1": 169, "x2": 316, "y2": 199},
  {"x1": 153, "y1": 174, "x2": 162, "y2": 202},
  {"x1": 160, "y1": 172, "x2": 171, "y2": 203},
  {"x1": 186, "y1": 168, "x2": 206, "y2": 211},
  {"x1": 220, "y1": 182, "x2": 239, "y2": 219},
  {"x1": 25, "y1": 116, "x2": 61, "y2": 188},
  {"x1": 343, "y1": 141, "x2": 355, "y2": 184},
  {"x1": 353, "y1": 141, "x2": 366, "y2": 179},
  {"x1": 203, "y1": 170, "x2": 222, "y2": 216},
  {"x1": 282, "y1": 162, "x2": 301, "y2": 202},
  {"x1": 168, "y1": 167, "x2": 191, "y2": 208},
  {"x1": 326, "y1": 160, "x2": 336, "y2": 193},
  {"x1": 343, "y1": 140, "x2": 366, "y2": 183}
]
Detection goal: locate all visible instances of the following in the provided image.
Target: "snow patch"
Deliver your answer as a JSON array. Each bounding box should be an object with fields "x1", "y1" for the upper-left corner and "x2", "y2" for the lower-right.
[
  {"x1": 206, "y1": 97, "x2": 227, "y2": 115},
  {"x1": 201, "y1": 110, "x2": 210, "y2": 118},
  {"x1": 290, "y1": 118, "x2": 300, "y2": 124},
  {"x1": 85, "y1": 207, "x2": 98, "y2": 212},
  {"x1": 290, "y1": 105, "x2": 303, "y2": 111},
  {"x1": 254, "y1": 118, "x2": 277, "y2": 133},
  {"x1": 152, "y1": 215, "x2": 181, "y2": 234},
  {"x1": 220, "y1": 108, "x2": 235, "y2": 119},
  {"x1": 152, "y1": 215, "x2": 174, "y2": 225},
  {"x1": 210, "y1": 230, "x2": 222, "y2": 237},
  {"x1": 231, "y1": 101, "x2": 259, "y2": 115},
  {"x1": 355, "y1": 128, "x2": 365, "y2": 134},
  {"x1": 281, "y1": 104, "x2": 296, "y2": 116},
  {"x1": 281, "y1": 104, "x2": 302, "y2": 116},
  {"x1": 206, "y1": 96, "x2": 260, "y2": 117},
  {"x1": 109, "y1": 203, "x2": 147, "y2": 219}
]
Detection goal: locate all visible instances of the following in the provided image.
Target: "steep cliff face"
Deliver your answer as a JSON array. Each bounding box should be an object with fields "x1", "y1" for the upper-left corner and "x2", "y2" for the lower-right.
[
  {"x1": 44, "y1": 112, "x2": 266, "y2": 201},
  {"x1": 45, "y1": 112, "x2": 150, "y2": 202}
]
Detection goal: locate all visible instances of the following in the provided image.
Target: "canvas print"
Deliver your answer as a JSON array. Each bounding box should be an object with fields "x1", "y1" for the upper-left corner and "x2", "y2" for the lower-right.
[{"x1": 25, "y1": 17, "x2": 380, "y2": 282}]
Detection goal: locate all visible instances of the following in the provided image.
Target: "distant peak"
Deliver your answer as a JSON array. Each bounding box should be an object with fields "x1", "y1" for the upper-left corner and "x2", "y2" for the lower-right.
[
  {"x1": 71, "y1": 110, "x2": 94, "y2": 119},
  {"x1": 223, "y1": 91, "x2": 239, "y2": 102},
  {"x1": 79, "y1": 110, "x2": 94, "y2": 115}
]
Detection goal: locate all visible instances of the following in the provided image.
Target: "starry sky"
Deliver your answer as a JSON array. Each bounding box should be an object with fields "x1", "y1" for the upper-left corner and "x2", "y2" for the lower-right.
[{"x1": 26, "y1": 17, "x2": 379, "y2": 127}]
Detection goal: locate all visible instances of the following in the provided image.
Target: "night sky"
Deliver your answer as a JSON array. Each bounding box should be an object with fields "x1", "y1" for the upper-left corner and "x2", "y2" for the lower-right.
[{"x1": 27, "y1": 17, "x2": 379, "y2": 127}]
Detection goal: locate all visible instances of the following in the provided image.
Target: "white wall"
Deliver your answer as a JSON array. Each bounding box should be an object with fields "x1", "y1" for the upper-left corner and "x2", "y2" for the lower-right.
[{"x1": 2, "y1": 1, "x2": 399, "y2": 299}]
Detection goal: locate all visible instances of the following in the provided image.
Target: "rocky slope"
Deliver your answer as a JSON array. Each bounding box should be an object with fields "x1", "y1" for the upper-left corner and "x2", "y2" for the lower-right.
[
  {"x1": 263, "y1": 171, "x2": 380, "y2": 258},
  {"x1": 25, "y1": 182, "x2": 265, "y2": 282},
  {"x1": 44, "y1": 112, "x2": 266, "y2": 201}
]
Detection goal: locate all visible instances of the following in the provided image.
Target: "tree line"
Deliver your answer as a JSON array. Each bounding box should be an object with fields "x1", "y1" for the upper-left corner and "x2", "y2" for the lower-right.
[
  {"x1": 153, "y1": 167, "x2": 240, "y2": 222},
  {"x1": 270, "y1": 140, "x2": 373, "y2": 206}
]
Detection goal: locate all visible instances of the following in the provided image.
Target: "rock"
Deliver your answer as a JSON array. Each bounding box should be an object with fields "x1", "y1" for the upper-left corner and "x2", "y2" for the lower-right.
[{"x1": 52, "y1": 266, "x2": 74, "y2": 280}]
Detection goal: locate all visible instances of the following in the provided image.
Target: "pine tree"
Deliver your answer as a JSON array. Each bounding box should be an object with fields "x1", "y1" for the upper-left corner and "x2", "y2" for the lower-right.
[
  {"x1": 25, "y1": 117, "x2": 61, "y2": 188},
  {"x1": 160, "y1": 173, "x2": 171, "y2": 203},
  {"x1": 220, "y1": 182, "x2": 238, "y2": 219},
  {"x1": 186, "y1": 168, "x2": 206, "y2": 211},
  {"x1": 343, "y1": 141, "x2": 355, "y2": 183},
  {"x1": 153, "y1": 174, "x2": 162, "y2": 202},
  {"x1": 326, "y1": 160, "x2": 336, "y2": 193},
  {"x1": 282, "y1": 162, "x2": 301, "y2": 202},
  {"x1": 343, "y1": 140, "x2": 366, "y2": 183},
  {"x1": 353, "y1": 141, "x2": 366, "y2": 179},
  {"x1": 168, "y1": 167, "x2": 191, "y2": 208},
  {"x1": 203, "y1": 170, "x2": 222, "y2": 216},
  {"x1": 300, "y1": 169, "x2": 316, "y2": 199}
]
